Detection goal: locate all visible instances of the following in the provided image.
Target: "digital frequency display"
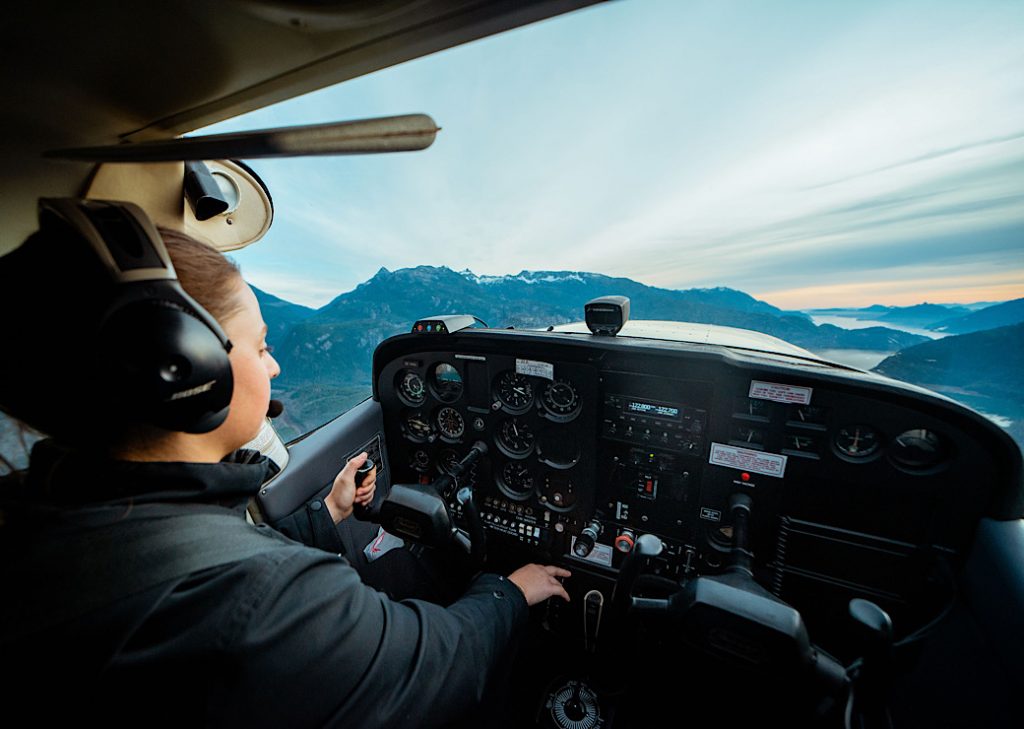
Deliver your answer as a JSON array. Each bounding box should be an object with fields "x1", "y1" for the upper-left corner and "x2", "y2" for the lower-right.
[{"x1": 626, "y1": 400, "x2": 679, "y2": 419}]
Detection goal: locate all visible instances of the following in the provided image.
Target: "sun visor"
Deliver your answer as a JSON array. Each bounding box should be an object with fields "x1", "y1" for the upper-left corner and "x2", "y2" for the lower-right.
[
  {"x1": 183, "y1": 160, "x2": 273, "y2": 252},
  {"x1": 84, "y1": 159, "x2": 273, "y2": 252}
]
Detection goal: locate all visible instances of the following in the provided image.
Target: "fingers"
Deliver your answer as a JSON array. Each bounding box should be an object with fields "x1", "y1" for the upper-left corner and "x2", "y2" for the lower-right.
[
  {"x1": 345, "y1": 451, "x2": 369, "y2": 473},
  {"x1": 544, "y1": 566, "x2": 572, "y2": 579}
]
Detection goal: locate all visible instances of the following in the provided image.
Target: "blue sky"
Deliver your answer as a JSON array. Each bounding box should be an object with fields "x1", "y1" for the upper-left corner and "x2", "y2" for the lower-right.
[{"x1": 203, "y1": 0, "x2": 1024, "y2": 309}]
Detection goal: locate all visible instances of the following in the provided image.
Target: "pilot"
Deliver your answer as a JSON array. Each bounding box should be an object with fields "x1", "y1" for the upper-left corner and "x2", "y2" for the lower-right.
[{"x1": 0, "y1": 201, "x2": 570, "y2": 728}]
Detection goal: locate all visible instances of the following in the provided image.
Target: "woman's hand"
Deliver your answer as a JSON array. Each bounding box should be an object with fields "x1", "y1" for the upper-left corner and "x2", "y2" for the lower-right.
[
  {"x1": 325, "y1": 452, "x2": 376, "y2": 524},
  {"x1": 507, "y1": 564, "x2": 571, "y2": 606}
]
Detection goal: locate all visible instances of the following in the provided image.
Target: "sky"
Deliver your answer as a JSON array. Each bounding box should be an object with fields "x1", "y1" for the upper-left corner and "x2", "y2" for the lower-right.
[{"x1": 201, "y1": 0, "x2": 1024, "y2": 310}]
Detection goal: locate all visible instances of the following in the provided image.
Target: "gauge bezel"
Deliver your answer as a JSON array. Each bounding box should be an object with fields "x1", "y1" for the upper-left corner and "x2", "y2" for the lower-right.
[
  {"x1": 540, "y1": 378, "x2": 581, "y2": 423},
  {"x1": 887, "y1": 428, "x2": 948, "y2": 473},
  {"x1": 536, "y1": 430, "x2": 581, "y2": 469},
  {"x1": 429, "y1": 361, "x2": 464, "y2": 403},
  {"x1": 408, "y1": 448, "x2": 431, "y2": 473},
  {"x1": 495, "y1": 416, "x2": 536, "y2": 459},
  {"x1": 436, "y1": 406, "x2": 465, "y2": 442},
  {"x1": 401, "y1": 409, "x2": 433, "y2": 443},
  {"x1": 497, "y1": 460, "x2": 535, "y2": 502},
  {"x1": 494, "y1": 370, "x2": 535, "y2": 414},
  {"x1": 395, "y1": 368, "x2": 427, "y2": 407},
  {"x1": 832, "y1": 424, "x2": 882, "y2": 462}
]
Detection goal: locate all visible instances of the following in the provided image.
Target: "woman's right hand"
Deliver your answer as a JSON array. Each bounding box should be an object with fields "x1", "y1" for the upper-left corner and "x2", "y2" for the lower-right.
[{"x1": 508, "y1": 564, "x2": 571, "y2": 606}]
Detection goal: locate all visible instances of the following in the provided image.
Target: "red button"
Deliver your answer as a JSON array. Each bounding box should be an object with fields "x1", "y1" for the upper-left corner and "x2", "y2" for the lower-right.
[{"x1": 741, "y1": 472, "x2": 751, "y2": 482}]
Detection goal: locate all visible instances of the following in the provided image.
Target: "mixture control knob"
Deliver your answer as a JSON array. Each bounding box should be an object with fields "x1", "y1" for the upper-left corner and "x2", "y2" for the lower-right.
[
  {"x1": 614, "y1": 529, "x2": 636, "y2": 553},
  {"x1": 573, "y1": 520, "x2": 602, "y2": 558}
]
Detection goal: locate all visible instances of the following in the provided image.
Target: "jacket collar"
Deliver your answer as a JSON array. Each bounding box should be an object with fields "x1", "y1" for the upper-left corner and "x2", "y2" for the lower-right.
[{"x1": 23, "y1": 439, "x2": 270, "y2": 507}]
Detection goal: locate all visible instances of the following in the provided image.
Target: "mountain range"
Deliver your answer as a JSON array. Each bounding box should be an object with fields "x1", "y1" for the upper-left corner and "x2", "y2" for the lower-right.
[
  {"x1": 253, "y1": 266, "x2": 1019, "y2": 442},
  {"x1": 807, "y1": 298, "x2": 1024, "y2": 332}
]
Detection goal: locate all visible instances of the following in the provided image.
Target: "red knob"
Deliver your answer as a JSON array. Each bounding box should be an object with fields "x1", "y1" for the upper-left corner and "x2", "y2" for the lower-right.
[{"x1": 614, "y1": 531, "x2": 635, "y2": 553}]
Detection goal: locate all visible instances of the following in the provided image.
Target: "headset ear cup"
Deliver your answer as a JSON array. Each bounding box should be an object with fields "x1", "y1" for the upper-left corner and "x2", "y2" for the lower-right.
[{"x1": 98, "y1": 301, "x2": 233, "y2": 433}]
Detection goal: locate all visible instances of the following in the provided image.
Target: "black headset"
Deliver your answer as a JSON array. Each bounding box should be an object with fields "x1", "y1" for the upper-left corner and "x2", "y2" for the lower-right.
[{"x1": 36, "y1": 198, "x2": 235, "y2": 434}]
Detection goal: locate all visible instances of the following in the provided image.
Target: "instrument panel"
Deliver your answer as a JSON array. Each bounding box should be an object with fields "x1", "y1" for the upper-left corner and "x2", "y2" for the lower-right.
[{"x1": 374, "y1": 329, "x2": 1021, "y2": 656}]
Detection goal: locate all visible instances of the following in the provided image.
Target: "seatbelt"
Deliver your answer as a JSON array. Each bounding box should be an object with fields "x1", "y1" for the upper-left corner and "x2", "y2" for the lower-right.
[{"x1": 1, "y1": 509, "x2": 299, "y2": 640}]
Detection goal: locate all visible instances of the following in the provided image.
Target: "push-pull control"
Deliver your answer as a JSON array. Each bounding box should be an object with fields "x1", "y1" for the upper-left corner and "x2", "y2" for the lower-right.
[
  {"x1": 614, "y1": 529, "x2": 636, "y2": 553},
  {"x1": 573, "y1": 520, "x2": 603, "y2": 558}
]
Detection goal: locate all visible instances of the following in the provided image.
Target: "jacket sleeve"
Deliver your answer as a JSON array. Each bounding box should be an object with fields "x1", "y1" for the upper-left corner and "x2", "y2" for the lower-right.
[
  {"x1": 213, "y1": 547, "x2": 530, "y2": 729},
  {"x1": 265, "y1": 482, "x2": 347, "y2": 555}
]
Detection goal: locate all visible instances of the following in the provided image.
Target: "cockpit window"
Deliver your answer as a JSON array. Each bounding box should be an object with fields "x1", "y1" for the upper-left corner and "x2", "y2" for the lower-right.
[{"x1": 3, "y1": 1, "x2": 1015, "y2": 456}]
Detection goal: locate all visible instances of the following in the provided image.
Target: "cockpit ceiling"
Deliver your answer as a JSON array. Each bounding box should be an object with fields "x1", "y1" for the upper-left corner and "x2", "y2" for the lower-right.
[{"x1": 0, "y1": 0, "x2": 602, "y2": 252}]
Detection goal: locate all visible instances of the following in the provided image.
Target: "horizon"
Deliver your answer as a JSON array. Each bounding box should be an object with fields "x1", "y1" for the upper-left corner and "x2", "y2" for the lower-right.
[
  {"x1": 206, "y1": 0, "x2": 1024, "y2": 311},
  {"x1": 247, "y1": 263, "x2": 1016, "y2": 313}
]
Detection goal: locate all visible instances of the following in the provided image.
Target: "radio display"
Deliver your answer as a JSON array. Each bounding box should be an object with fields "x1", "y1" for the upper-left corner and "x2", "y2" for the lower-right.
[{"x1": 626, "y1": 400, "x2": 679, "y2": 419}]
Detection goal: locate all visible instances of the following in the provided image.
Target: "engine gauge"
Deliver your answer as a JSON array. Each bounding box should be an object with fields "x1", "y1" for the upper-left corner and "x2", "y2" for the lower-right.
[
  {"x1": 430, "y1": 362, "x2": 463, "y2": 403},
  {"x1": 889, "y1": 429, "x2": 944, "y2": 470},
  {"x1": 496, "y1": 417, "x2": 535, "y2": 458},
  {"x1": 409, "y1": 449, "x2": 431, "y2": 473},
  {"x1": 499, "y1": 462, "x2": 535, "y2": 501},
  {"x1": 402, "y1": 410, "x2": 433, "y2": 442},
  {"x1": 436, "y1": 407, "x2": 465, "y2": 441},
  {"x1": 495, "y1": 370, "x2": 534, "y2": 413},
  {"x1": 541, "y1": 378, "x2": 581, "y2": 422},
  {"x1": 539, "y1": 472, "x2": 577, "y2": 512},
  {"x1": 834, "y1": 425, "x2": 881, "y2": 460},
  {"x1": 396, "y1": 370, "x2": 426, "y2": 406},
  {"x1": 783, "y1": 433, "x2": 821, "y2": 458},
  {"x1": 788, "y1": 404, "x2": 828, "y2": 428},
  {"x1": 731, "y1": 425, "x2": 765, "y2": 448}
]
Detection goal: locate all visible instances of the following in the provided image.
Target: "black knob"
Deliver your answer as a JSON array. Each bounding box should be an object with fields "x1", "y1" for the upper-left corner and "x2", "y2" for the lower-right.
[
  {"x1": 351, "y1": 458, "x2": 375, "y2": 520},
  {"x1": 574, "y1": 520, "x2": 602, "y2": 558}
]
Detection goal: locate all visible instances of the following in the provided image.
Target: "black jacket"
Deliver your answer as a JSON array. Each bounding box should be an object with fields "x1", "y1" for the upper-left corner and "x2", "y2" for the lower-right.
[{"x1": 0, "y1": 440, "x2": 528, "y2": 728}]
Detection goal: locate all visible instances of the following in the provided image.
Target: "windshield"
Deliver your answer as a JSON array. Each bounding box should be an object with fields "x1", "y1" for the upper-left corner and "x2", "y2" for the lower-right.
[
  {"x1": 3, "y1": 0, "x2": 1018, "y2": 456},
  {"x1": 192, "y1": 0, "x2": 1022, "y2": 445}
]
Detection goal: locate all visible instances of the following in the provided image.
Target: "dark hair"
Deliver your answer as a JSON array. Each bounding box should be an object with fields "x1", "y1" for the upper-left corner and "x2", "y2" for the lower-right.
[{"x1": 0, "y1": 223, "x2": 243, "y2": 451}]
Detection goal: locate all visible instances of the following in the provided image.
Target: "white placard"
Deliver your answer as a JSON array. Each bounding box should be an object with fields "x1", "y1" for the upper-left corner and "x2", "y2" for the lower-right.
[
  {"x1": 749, "y1": 380, "x2": 813, "y2": 405},
  {"x1": 516, "y1": 358, "x2": 554, "y2": 380},
  {"x1": 709, "y1": 442, "x2": 787, "y2": 478}
]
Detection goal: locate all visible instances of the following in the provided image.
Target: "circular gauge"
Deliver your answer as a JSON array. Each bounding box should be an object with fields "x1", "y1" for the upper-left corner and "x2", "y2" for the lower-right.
[
  {"x1": 499, "y1": 462, "x2": 535, "y2": 501},
  {"x1": 833, "y1": 425, "x2": 881, "y2": 460},
  {"x1": 437, "y1": 448, "x2": 461, "y2": 475},
  {"x1": 437, "y1": 407, "x2": 465, "y2": 441},
  {"x1": 541, "y1": 379, "x2": 581, "y2": 422},
  {"x1": 409, "y1": 449, "x2": 431, "y2": 473},
  {"x1": 889, "y1": 429, "x2": 944, "y2": 470},
  {"x1": 431, "y1": 363, "x2": 463, "y2": 403},
  {"x1": 402, "y1": 410, "x2": 433, "y2": 442},
  {"x1": 495, "y1": 370, "x2": 534, "y2": 413},
  {"x1": 496, "y1": 417, "x2": 536, "y2": 458},
  {"x1": 539, "y1": 472, "x2": 577, "y2": 512},
  {"x1": 537, "y1": 431, "x2": 580, "y2": 469},
  {"x1": 396, "y1": 369, "x2": 426, "y2": 406}
]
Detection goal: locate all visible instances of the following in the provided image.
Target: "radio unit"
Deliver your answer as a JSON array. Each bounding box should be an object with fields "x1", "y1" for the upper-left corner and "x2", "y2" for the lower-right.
[{"x1": 602, "y1": 394, "x2": 707, "y2": 455}]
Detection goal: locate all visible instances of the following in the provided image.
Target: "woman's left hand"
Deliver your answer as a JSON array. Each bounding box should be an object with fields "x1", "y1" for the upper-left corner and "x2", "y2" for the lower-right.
[{"x1": 325, "y1": 452, "x2": 376, "y2": 524}]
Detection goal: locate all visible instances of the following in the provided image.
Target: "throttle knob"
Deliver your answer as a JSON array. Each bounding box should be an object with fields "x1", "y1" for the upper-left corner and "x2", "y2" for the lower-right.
[{"x1": 573, "y1": 520, "x2": 602, "y2": 558}]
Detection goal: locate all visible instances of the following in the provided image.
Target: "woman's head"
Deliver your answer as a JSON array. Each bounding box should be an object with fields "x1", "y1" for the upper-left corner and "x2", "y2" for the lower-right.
[
  {"x1": 158, "y1": 230, "x2": 281, "y2": 458},
  {"x1": 0, "y1": 216, "x2": 279, "y2": 460}
]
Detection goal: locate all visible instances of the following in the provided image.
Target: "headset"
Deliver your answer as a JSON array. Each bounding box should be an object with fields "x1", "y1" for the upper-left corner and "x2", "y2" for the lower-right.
[{"x1": 31, "y1": 198, "x2": 235, "y2": 434}]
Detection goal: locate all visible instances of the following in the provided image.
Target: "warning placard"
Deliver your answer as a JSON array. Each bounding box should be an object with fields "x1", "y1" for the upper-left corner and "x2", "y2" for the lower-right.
[
  {"x1": 749, "y1": 380, "x2": 813, "y2": 405},
  {"x1": 709, "y1": 443, "x2": 787, "y2": 478},
  {"x1": 516, "y1": 358, "x2": 554, "y2": 380}
]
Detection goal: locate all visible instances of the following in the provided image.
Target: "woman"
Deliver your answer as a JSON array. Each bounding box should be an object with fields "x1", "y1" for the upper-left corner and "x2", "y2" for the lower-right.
[{"x1": 0, "y1": 203, "x2": 569, "y2": 728}]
